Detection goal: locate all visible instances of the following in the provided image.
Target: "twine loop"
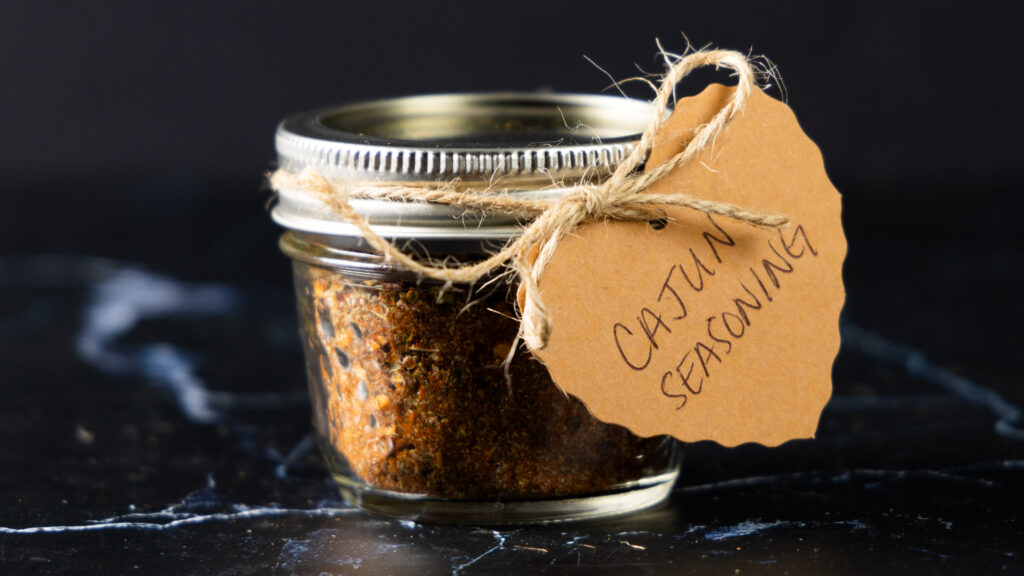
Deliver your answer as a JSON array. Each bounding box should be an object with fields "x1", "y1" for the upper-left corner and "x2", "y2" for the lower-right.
[{"x1": 270, "y1": 48, "x2": 788, "y2": 352}]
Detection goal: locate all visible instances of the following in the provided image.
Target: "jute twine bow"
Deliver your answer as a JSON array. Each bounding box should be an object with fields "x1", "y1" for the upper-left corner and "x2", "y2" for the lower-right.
[{"x1": 270, "y1": 48, "x2": 788, "y2": 352}]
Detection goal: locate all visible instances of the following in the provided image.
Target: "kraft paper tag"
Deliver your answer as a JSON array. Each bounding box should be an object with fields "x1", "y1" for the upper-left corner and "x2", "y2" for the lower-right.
[{"x1": 530, "y1": 84, "x2": 846, "y2": 447}]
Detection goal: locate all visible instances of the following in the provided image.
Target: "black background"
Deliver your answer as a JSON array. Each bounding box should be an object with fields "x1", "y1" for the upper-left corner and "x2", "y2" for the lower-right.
[{"x1": 2, "y1": 0, "x2": 1020, "y2": 187}]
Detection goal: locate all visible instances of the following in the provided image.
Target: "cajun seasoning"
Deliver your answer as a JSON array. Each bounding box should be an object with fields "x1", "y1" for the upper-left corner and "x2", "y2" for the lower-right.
[
  {"x1": 273, "y1": 93, "x2": 681, "y2": 523},
  {"x1": 294, "y1": 258, "x2": 667, "y2": 499}
]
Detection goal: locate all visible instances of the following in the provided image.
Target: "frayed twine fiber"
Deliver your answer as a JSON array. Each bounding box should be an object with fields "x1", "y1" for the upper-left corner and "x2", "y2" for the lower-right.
[{"x1": 269, "y1": 48, "x2": 788, "y2": 352}]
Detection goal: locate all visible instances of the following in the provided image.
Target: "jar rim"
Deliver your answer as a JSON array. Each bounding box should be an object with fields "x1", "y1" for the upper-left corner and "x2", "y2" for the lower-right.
[
  {"x1": 272, "y1": 92, "x2": 657, "y2": 247},
  {"x1": 276, "y1": 92, "x2": 655, "y2": 183}
]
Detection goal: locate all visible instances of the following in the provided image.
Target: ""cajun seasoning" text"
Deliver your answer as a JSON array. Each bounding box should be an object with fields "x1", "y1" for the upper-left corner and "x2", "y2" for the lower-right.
[{"x1": 611, "y1": 215, "x2": 818, "y2": 409}]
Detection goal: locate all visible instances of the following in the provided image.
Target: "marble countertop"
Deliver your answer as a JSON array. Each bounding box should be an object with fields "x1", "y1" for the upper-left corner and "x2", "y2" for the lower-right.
[{"x1": 1, "y1": 180, "x2": 1021, "y2": 574}]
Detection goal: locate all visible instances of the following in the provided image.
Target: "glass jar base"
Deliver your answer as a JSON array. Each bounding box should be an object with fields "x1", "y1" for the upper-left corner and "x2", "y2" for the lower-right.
[{"x1": 333, "y1": 470, "x2": 679, "y2": 525}]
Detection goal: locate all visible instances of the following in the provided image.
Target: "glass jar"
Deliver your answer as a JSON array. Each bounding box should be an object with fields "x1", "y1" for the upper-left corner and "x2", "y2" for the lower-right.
[{"x1": 272, "y1": 93, "x2": 681, "y2": 524}]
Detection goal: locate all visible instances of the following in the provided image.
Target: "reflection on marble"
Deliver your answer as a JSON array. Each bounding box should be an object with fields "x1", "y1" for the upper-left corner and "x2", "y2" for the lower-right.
[
  {"x1": 843, "y1": 323, "x2": 1024, "y2": 442},
  {"x1": 0, "y1": 505, "x2": 356, "y2": 536},
  {"x1": 74, "y1": 266, "x2": 312, "y2": 424}
]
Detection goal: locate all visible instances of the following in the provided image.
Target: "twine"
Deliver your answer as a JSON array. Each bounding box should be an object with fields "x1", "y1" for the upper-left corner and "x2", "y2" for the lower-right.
[{"x1": 270, "y1": 48, "x2": 788, "y2": 351}]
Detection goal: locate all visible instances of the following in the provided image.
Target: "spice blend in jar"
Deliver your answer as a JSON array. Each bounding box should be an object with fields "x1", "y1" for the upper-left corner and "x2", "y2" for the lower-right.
[{"x1": 273, "y1": 94, "x2": 681, "y2": 523}]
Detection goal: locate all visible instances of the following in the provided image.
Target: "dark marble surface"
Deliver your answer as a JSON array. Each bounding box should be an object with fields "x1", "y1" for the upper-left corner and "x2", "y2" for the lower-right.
[{"x1": 1, "y1": 180, "x2": 1021, "y2": 574}]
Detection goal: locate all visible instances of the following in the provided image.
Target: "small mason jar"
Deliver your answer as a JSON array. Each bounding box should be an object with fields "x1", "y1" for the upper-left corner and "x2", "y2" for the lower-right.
[{"x1": 272, "y1": 93, "x2": 681, "y2": 524}]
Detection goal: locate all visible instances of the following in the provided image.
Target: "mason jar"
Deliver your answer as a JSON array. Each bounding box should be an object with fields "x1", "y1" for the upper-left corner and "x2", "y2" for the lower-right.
[{"x1": 272, "y1": 93, "x2": 681, "y2": 524}]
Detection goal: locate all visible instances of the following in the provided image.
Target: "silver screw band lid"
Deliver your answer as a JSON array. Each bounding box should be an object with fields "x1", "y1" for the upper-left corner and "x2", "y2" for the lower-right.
[{"x1": 272, "y1": 92, "x2": 656, "y2": 245}]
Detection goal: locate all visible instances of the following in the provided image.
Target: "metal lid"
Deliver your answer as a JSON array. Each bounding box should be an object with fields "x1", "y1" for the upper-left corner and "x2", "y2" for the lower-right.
[{"x1": 272, "y1": 92, "x2": 655, "y2": 247}]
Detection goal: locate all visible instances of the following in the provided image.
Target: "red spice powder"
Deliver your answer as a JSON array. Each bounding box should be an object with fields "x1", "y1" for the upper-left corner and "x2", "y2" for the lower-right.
[{"x1": 295, "y1": 262, "x2": 669, "y2": 500}]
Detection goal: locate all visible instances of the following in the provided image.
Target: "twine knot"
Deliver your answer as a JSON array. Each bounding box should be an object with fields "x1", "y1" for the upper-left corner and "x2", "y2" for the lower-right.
[
  {"x1": 566, "y1": 183, "x2": 618, "y2": 220},
  {"x1": 270, "y1": 48, "x2": 789, "y2": 355}
]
